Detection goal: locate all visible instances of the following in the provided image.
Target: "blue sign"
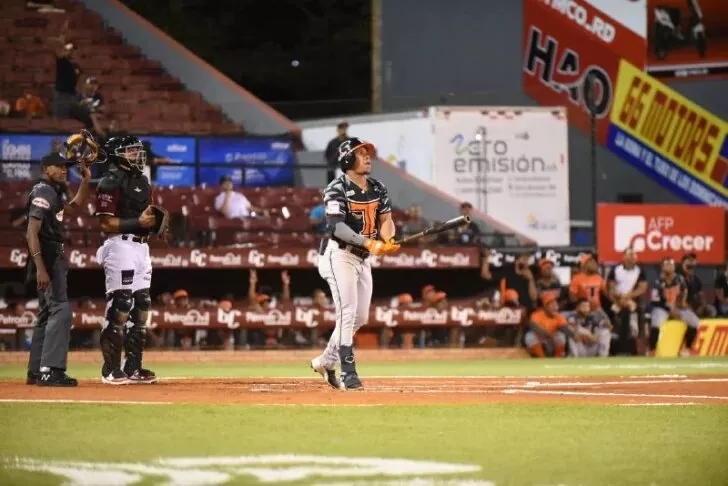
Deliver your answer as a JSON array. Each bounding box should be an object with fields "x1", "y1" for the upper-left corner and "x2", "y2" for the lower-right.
[
  {"x1": 155, "y1": 166, "x2": 196, "y2": 187},
  {"x1": 0, "y1": 133, "x2": 66, "y2": 161},
  {"x1": 139, "y1": 136, "x2": 196, "y2": 163},
  {"x1": 607, "y1": 125, "x2": 728, "y2": 209},
  {"x1": 0, "y1": 161, "x2": 39, "y2": 181},
  {"x1": 198, "y1": 137, "x2": 294, "y2": 186}
]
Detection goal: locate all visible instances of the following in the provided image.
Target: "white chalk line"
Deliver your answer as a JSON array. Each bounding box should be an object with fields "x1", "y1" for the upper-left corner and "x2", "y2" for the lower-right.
[
  {"x1": 502, "y1": 389, "x2": 728, "y2": 400},
  {"x1": 619, "y1": 403, "x2": 700, "y2": 407},
  {"x1": 0, "y1": 398, "x2": 172, "y2": 405}
]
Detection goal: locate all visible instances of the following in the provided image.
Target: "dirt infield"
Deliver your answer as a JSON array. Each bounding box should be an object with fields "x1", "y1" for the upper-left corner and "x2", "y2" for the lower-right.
[{"x1": 2, "y1": 376, "x2": 727, "y2": 406}]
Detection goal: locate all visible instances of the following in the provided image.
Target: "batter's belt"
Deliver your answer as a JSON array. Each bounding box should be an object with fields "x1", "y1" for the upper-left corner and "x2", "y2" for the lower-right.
[{"x1": 320, "y1": 237, "x2": 370, "y2": 260}]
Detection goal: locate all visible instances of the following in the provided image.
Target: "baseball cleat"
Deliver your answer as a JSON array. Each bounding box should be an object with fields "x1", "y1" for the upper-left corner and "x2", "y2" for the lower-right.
[
  {"x1": 126, "y1": 368, "x2": 158, "y2": 384},
  {"x1": 310, "y1": 357, "x2": 342, "y2": 390},
  {"x1": 37, "y1": 369, "x2": 78, "y2": 387},
  {"x1": 341, "y1": 372, "x2": 363, "y2": 391},
  {"x1": 101, "y1": 369, "x2": 130, "y2": 385}
]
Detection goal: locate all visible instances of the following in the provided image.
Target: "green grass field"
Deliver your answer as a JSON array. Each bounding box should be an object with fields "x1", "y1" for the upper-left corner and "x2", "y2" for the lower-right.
[{"x1": 2, "y1": 357, "x2": 728, "y2": 486}]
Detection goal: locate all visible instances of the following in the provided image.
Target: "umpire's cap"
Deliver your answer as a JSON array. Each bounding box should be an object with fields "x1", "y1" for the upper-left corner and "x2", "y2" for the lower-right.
[{"x1": 42, "y1": 152, "x2": 70, "y2": 167}]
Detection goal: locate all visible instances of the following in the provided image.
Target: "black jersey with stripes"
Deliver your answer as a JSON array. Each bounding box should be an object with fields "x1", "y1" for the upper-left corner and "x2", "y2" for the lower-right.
[
  {"x1": 651, "y1": 274, "x2": 687, "y2": 310},
  {"x1": 323, "y1": 175, "x2": 392, "y2": 240}
]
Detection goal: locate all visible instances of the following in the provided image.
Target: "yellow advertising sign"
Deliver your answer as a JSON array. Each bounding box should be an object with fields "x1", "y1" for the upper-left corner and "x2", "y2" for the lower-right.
[
  {"x1": 693, "y1": 320, "x2": 728, "y2": 356},
  {"x1": 655, "y1": 320, "x2": 687, "y2": 357},
  {"x1": 610, "y1": 59, "x2": 728, "y2": 201}
]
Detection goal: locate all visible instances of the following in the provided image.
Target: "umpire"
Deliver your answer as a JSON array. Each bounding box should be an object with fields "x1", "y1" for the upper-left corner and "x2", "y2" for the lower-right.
[{"x1": 26, "y1": 151, "x2": 91, "y2": 386}]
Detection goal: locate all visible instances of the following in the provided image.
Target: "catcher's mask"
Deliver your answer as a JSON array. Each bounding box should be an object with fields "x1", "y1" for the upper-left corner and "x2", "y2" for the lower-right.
[
  {"x1": 337, "y1": 137, "x2": 375, "y2": 172},
  {"x1": 104, "y1": 135, "x2": 146, "y2": 172}
]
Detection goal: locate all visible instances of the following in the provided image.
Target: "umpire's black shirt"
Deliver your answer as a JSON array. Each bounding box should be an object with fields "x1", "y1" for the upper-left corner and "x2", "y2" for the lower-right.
[{"x1": 26, "y1": 179, "x2": 65, "y2": 243}]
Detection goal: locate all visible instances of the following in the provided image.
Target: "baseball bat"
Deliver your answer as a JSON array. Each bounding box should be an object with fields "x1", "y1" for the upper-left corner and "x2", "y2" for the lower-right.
[{"x1": 395, "y1": 215, "x2": 472, "y2": 245}]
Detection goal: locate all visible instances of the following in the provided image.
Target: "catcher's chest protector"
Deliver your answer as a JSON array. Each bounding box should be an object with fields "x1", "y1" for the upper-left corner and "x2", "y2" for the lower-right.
[{"x1": 116, "y1": 172, "x2": 151, "y2": 220}]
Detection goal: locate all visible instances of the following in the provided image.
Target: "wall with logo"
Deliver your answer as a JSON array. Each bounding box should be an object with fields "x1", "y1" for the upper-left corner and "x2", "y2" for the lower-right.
[{"x1": 379, "y1": 0, "x2": 683, "y2": 223}]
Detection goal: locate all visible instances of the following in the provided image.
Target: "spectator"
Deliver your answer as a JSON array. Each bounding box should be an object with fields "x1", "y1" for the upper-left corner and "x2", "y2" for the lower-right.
[
  {"x1": 324, "y1": 121, "x2": 349, "y2": 182},
  {"x1": 308, "y1": 193, "x2": 327, "y2": 235},
  {"x1": 454, "y1": 202, "x2": 481, "y2": 246},
  {"x1": 0, "y1": 100, "x2": 10, "y2": 117},
  {"x1": 535, "y1": 258, "x2": 562, "y2": 307},
  {"x1": 606, "y1": 248, "x2": 648, "y2": 355},
  {"x1": 14, "y1": 93, "x2": 47, "y2": 118},
  {"x1": 247, "y1": 269, "x2": 296, "y2": 347},
  {"x1": 420, "y1": 285, "x2": 448, "y2": 347},
  {"x1": 51, "y1": 20, "x2": 80, "y2": 119},
  {"x1": 649, "y1": 257, "x2": 699, "y2": 353},
  {"x1": 524, "y1": 294, "x2": 568, "y2": 358},
  {"x1": 70, "y1": 76, "x2": 105, "y2": 137},
  {"x1": 566, "y1": 298, "x2": 612, "y2": 357},
  {"x1": 156, "y1": 292, "x2": 173, "y2": 309},
  {"x1": 214, "y1": 175, "x2": 264, "y2": 220},
  {"x1": 714, "y1": 264, "x2": 728, "y2": 316},
  {"x1": 678, "y1": 253, "x2": 716, "y2": 318},
  {"x1": 481, "y1": 252, "x2": 538, "y2": 312},
  {"x1": 401, "y1": 205, "x2": 429, "y2": 245},
  {"x1": 569, "y1": 254, "x2": 607, "y2": 319},
  {"x1": 312, "y1": 288, "x2": 329, "y2": 309},
  {"x1": 171, "y1": 289, "x2": 194, "y2": 349}
]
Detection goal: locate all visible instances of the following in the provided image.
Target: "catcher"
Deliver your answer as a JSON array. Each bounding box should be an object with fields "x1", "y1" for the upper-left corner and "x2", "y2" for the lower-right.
[{"x1": 68, "y1": 134, "x2": 169, "y2": 384}]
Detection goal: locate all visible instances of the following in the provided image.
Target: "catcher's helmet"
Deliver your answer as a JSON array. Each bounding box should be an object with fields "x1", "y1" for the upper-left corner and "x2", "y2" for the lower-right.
[
  {"x1": 104, "y1": 135, "x2": 146, "y2": 172},
  {"x1": 337, "y1": 137, "x2": 375, "y2": 172}
]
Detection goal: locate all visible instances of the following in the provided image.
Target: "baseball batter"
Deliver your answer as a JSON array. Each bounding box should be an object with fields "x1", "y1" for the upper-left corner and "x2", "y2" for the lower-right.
[
  {"x1": 310, "y1": 137, "x2": 400, "y2": 390},
  {"x1": 94, "y1": 136, "x2": 168, "y2": 385}
]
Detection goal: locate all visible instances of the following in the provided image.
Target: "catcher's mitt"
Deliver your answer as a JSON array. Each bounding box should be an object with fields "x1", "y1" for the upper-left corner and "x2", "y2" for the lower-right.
[
  {"x1": 149, "y1": 205, "x2": 170, "y2": 237},
  {"x1": 63, "y1": 129, "x2": 101, "y2": 164}
]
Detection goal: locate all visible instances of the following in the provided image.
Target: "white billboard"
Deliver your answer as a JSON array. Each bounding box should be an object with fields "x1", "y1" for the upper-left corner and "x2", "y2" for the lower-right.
[
  {"x1": 432, "y1": 107, "x2": 571, "y2": 245},
  {"x1": 300, "y1": 112, "x2": 435, "y2": 184}
]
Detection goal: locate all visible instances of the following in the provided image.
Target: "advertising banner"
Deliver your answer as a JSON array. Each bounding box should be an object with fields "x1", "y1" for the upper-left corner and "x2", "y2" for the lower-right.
[
  {"x1": 522, "y1": 0, "x2": 642, "y2": 143},
  {"x1": 301, "y1": 114, "x2": 434, "y2": 184},
  {"x1": 0, "y1": 302, "x2": 524, "y2": 332},
  {"x1": 198, "y1": 137, "x2": 295, "y2": 187},
  {"x1": 154, "y1": 165, "x2": 196, "y2": 186},
  {"x1": 646, "y1": 0, "x2": 728, "y2": 80},
  {"x1": 0, "y1": 246, "x2": 480, "y2": 270},
  {"x1": 139, "y1": 136, "x2": 196, "y2": 163},
  {"x1": 1, "y1": 133, "x2": 62, "y2": 180},
  {"x1": 596, "y1": 203, "x2": 726, "y2": 263},
  {"x1": 607, "y1": 59, "x2": 728, "y2": 208},
  {"x1": 693, "y1": 319, "x2": 728, "y2": 356},
  {"x1": 432, "y1": 107, "x2": 570, "y2": 246}
]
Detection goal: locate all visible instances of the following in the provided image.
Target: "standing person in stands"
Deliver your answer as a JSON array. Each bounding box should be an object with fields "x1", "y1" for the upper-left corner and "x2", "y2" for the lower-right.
[
  {"x1": 481, "y1": 252, "x2": 538, "y2": 312},
  {"x1": 606, "y1": 249, "x2": 648, "y2": 355},
  {"x1": 535, "y1": 258, "x2": 563, "y2": 308},
  {"x1": 50, "y1": 19, "x2": 80, "y2": 119},
  {"x1": 324, "y1": 121, "x2": 349, "y2": 183},
  {"x1": 569, "y1": 254, "x2": 608, "y2": 321}
]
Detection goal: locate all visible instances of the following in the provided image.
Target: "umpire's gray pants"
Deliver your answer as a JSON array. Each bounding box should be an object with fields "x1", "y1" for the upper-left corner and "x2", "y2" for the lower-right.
[{"x1": 27, "y1": 253, "x2": 73, "y2": 371}]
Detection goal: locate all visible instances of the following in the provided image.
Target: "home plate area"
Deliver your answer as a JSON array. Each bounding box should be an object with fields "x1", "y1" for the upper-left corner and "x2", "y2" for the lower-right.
[{"x1": 3, "y1": 376, "x2": 728, "y2": 406}]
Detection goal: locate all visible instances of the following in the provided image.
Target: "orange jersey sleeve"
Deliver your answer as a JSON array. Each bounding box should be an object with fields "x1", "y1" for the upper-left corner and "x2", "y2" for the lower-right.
[{"x1": 530, "y1": 310, "x2": 567, "y2": 335}]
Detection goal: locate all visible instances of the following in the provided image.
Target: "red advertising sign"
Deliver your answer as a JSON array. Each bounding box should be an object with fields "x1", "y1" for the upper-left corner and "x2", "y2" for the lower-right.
[
  {"x1": 596, "y1": 203, "x2": 727, "y2": 263},
  {"x1": 646, "y1": 0, "x2": 728, "y2": 80},
  {"x1": 522, "y1": 0, "x2": 645, "y2": 143},
  {"x1": 0, "y1": 246, "x2": 480, "y2": 270},
  {"x1": 0, "y1": 303, "x2": 524, "y2": 331}
]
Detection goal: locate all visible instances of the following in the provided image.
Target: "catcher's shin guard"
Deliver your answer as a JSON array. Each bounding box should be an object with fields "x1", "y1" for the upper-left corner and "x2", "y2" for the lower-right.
[
  {"x1": 123, "y1": 289, "x2": 151, "y2": 373},
  {"x1": 101, "y1": 290, "x2": 132, "y2": 375}
]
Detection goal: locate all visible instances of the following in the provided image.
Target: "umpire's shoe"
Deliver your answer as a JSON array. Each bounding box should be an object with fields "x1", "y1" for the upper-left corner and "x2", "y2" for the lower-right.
[
  {"x1": 125, "y1": 368, "x2": 158, "y2": 385},
  {"x1": 37, "y1": 368, "x2": 78, "y2": 387},
  {"x1": 341, "y1": 372, "x2": 363, "y2": 391},
  {"x1": 26, "y1": 370, "x2": 40, "y2": 385},
  {"x1": 310, "y1": 357, "x2": 342, "y2": 390}
]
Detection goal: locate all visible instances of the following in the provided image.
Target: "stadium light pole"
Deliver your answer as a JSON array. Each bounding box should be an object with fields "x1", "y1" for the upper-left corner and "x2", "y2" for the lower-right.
[{"x1": 584, "y1": 73, "x2": 598, "y2": 245}]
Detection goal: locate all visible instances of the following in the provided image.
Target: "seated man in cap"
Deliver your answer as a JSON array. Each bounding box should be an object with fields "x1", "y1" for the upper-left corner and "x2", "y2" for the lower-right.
[
  {"x1": 566, "y1": 298, "x2": 612, "y2": 357},
  {"x1": 214, "y1": 175, "x2": 265, "y2": 220},
  {"x1": 524, "y1": 294, "x2": 569, "y2": 358}
]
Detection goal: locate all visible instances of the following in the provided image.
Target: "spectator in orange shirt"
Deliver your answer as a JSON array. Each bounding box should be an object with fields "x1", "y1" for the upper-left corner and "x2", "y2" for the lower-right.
[
  {"x1": 524, "y1": 294, "x2": 569, "y2": 358},
  {"x1": 569, "y1": 254, "x2": 607, "y2": 313}
]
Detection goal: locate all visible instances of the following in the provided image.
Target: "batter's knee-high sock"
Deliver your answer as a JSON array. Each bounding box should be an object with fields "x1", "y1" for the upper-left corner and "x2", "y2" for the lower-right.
[
  {"x1": 684, "y1": 327, "x2": 697, "y2": 349},
  {"x1": 100, "y1": 325, "x2": 124, "y2": 376},
  {"x1": 554, "y1": 343, "x2": 566, "y2": 358},
  {"x1": 339, "y1": 345, "x2": 357, "y2": 375},
  {"x1": 528, "y1": 343, "x2": 545, "y2": 358}
]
